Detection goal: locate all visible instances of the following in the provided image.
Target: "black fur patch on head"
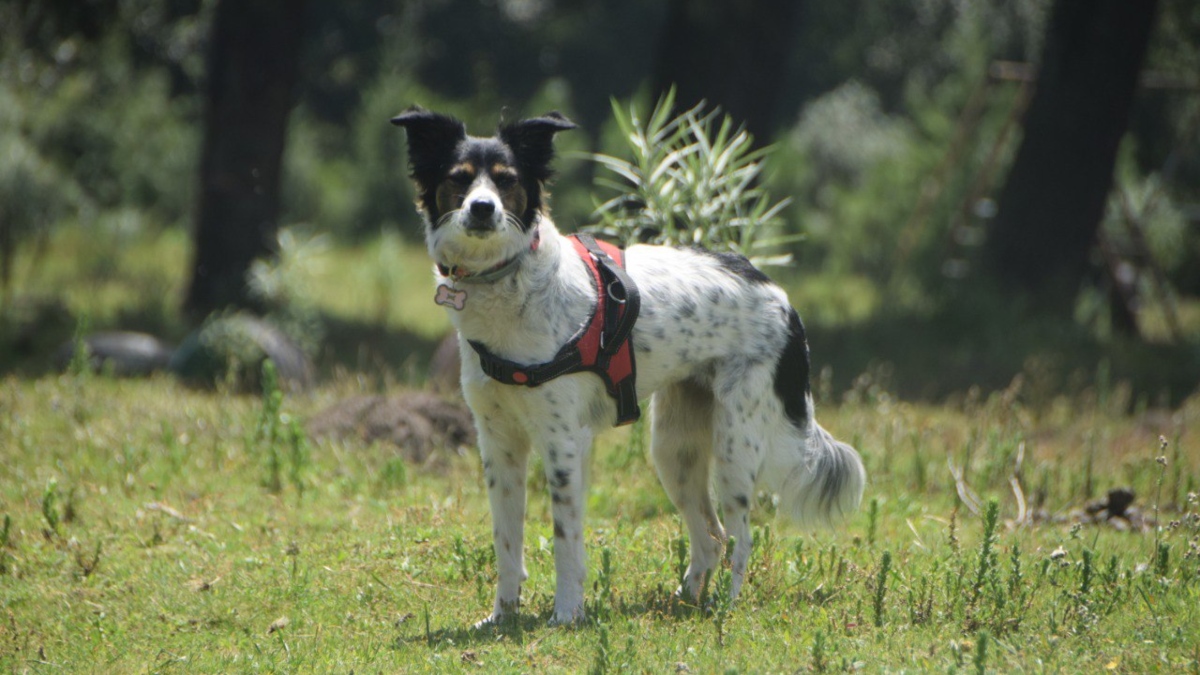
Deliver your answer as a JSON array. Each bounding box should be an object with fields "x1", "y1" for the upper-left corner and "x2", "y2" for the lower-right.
[
  {"x1": 773, "y1": 307, "x2": 812, "y2": 429},
  {"x1": 691, "y1": 248, "x2": 773, "y2": 284},
  {"x1": 499, "y1": 112, "x2": 576, "y2": 223},
  {"x1": 393, "y1": 108, "x2": 575, "y2": 230},
  {"x1": 391, "y1": 106, "x2": 467, "y2": 218}
]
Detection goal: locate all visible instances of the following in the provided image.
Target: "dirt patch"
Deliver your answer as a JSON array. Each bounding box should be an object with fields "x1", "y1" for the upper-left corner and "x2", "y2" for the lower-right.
[{"x1": 307, "y1": 391, "x2": 476, "y2": 463}]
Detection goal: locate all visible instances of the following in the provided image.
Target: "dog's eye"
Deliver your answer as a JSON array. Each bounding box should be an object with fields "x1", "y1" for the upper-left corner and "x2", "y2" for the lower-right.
[
  {"x1": 448, "y1": 170, "x2": 474, "y2": 185},
  {"x1": 492, "y1": 172, "x2": 518, "y2": 188}
]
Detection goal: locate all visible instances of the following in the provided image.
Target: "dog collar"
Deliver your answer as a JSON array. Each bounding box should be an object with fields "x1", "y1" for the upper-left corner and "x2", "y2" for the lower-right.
[{"x1": 437, "y1": 230, "x2": 541, "y2": 284}]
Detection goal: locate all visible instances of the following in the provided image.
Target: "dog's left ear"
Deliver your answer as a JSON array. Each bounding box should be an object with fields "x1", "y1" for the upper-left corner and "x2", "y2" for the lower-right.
[{"x1": 499, "y1": 112, "x2": 577, "y2": 182}]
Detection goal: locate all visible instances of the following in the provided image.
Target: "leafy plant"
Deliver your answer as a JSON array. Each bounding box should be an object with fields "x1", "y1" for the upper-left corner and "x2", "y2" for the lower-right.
[{"x1": 588, "y1": 88, "x2": 796, "y2": 266}]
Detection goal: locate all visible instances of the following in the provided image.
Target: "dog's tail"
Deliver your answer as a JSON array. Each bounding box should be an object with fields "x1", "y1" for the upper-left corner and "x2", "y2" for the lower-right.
[
  {"x1": 762, "y1": 306, "x2": 865, "y2": 529},
  {"x1": 767, "y1": 418, "x2": 866, "y2": 529}
]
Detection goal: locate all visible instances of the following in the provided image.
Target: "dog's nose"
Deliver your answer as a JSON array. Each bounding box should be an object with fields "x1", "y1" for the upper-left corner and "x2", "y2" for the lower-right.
[{"x1": 469, "y1": 199, "x2": 496, "y2": 220}]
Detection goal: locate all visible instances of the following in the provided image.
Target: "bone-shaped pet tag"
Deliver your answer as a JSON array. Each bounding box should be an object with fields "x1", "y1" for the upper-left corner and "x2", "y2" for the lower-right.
[{"x1": 434, "y1": 284, "x2": 468, "y2": 311}]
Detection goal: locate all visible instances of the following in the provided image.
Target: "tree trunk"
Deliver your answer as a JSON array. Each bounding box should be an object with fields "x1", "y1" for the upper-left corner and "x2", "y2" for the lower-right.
[
  {"x1": 184, "y1": 0, "x2": 307, "y2": 320},
  {"x1": 983, "y1": 0, "x2": 1159, "y2": 312},
  {"x1": 652, "y1": 0, "x2": 802, "y2": 141}
]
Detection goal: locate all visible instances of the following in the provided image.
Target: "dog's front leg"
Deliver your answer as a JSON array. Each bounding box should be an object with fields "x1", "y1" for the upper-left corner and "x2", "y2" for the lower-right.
[
  {"x1": 476, "y1": 432, "x2": 530, "y2": 628},
  {"x1": 541, "y1": 426, "x2": 593, "y2": 625}
]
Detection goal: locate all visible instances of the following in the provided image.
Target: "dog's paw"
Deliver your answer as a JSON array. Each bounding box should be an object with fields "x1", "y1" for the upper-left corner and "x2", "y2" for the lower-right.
[
  {"x1": 547, "y1": 606, "x2": 586, "y2": 627},
  {"x1": 472, "y1": 612, "x2": 506, "y2": 630}
]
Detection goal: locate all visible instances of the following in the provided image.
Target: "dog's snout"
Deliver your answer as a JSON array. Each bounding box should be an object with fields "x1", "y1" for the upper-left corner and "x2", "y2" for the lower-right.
[{"x1": 469, "y1": 199, "x2": 497, "y2": 220}]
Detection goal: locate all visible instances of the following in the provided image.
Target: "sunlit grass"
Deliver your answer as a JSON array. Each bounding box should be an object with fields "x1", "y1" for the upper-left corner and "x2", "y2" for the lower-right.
[{"x1": 1, "y1": 369, "x2": 1197, "y2": 672}]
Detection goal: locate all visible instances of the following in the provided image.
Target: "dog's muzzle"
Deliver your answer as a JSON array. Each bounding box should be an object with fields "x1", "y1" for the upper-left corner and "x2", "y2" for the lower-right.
[{"x1": 465, "y1": 198, "x2": 499, "y2": 233}]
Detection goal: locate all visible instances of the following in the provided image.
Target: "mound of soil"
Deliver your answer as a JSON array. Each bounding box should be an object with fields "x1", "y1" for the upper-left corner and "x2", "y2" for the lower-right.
[{"x1": 307, "y1": 391, "x2": 476, "y2": 462}]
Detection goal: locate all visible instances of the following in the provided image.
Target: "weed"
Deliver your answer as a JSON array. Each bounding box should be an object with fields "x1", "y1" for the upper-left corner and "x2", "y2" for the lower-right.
[
  {"x1": 872, "y1": 550, "x2": 891, "y2": 628},
  {"x1": 812, "y1": 628, "x2": 827, "y2": 673},
  {"x1": 672, "y1": 528, "x2": 688, "y2": 602},
  {"x1": 378, "y1": 456, "x2": 408, "y2": 492},
  {"x1": 1079, "y1": 548, "x2": 1093, "y2": 596},
  {"x1": 970, "y1": 499, "x2": 1000, "y2": 610},
  {"x1": 710, "y1": 565, "x2": 734, "y2": 647},
  {"x1": 256, "y1": 360, "x2": 285, "y2": 492},
  {"x1": 590, "y1": 623, "x2": 611, "y2": 675},
  {"x1": 75, "y1": 540, "x2": 102, "y2": 578},
  {"x1": 254, "y1": 359, "x2": 309, "y2": 497},
  {"x1": 948, "y1": 506, "x2": 960, "y2": 554},
  {"x1": 1155, "y1": 541, "x2": 1171, "y2": 578},
  {"x1": 911, "y1": 433, "x2": 927, "y2": 491},
  {"x1": 974, "y1": 629, "x2": 990, "y2": 675},
  {"x1": 41, "y1": 479, "x2": 60, "y2": 537},
  {"x1": 908, "y1": 573, "x2": 933, "y2": 625},
  {"x1": 1154, "y1": 436, "x2": 1169, "y2": 556},
  {"x1": 0, "y1": 513, "x2": 11, "y2": 574},
  {"x1": 594, "y1": 546, "x2": 616, "y2": 621},
  {"x1": 866, "y1": 497, "x2": 879, "y2": 546}
]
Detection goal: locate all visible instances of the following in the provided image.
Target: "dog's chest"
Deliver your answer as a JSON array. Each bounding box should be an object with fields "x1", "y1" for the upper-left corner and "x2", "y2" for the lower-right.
[{"x1": 444, "y1": 244, "x2": 594, "y2": 362}]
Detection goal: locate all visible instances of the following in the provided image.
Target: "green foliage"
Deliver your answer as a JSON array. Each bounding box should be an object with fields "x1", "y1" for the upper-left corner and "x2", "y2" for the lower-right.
[
  {"x1": 248, "y1": 227, "x2": 328, "y2": 355},
  {"x1": 589, "y1": 89, "x2": 796, "y2": 266}
]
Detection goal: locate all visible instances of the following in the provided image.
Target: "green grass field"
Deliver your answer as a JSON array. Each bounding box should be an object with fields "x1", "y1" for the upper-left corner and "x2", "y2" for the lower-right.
[{"x1": 1, "y1": 231, "x2": 1199, "y2": 673}]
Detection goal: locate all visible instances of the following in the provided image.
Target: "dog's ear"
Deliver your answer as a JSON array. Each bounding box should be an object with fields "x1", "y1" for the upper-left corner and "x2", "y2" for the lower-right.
[
  {"x1": 498, "y1": 111, "x2": 577, "y2": 183},
  {"x1": 391, "y1": 106, "x2": 467, "y2": 186}
]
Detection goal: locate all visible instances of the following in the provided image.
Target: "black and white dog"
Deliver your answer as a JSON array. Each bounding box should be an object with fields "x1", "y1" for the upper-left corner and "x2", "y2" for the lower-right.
[{"x1": 391, "y1": 107, "x2": 865, "y2": 626}]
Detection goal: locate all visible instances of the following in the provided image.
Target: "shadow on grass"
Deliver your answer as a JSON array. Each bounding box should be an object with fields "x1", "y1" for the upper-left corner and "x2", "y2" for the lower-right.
[
  {"x1": 0, "y1": 298, "x2": 447, "y2": 387},
  {"x1": 808, "y1": 299, "x2": 1200, "y2": 405},
  {"x1": 317, "y1": 313, "x2": 445, "y2": 385},
  {"x1": 397, "y1": 585, "x2": 724, "y2": 649}
]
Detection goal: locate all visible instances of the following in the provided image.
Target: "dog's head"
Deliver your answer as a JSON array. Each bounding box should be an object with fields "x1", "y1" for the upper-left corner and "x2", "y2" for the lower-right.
[{"x1": 391, "y1": 107, "x2": 576, "y2": 274}]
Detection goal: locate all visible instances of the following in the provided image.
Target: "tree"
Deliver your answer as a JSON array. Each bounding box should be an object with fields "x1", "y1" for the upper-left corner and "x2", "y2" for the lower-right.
[
  {"x1": 983, "y1": 0, "x2": 1160, "y2": 312},
  {"x1": 651, "y1": 0, "x2": 802, "y2": 141},
  {"x1": 184, "y1": 0, "x2": 307, "y2": 320}
]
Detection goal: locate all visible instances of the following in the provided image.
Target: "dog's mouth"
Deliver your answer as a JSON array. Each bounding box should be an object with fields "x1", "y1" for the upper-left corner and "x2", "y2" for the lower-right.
[
  {"x1": 434, "y1": 228, "x2": 541, "y2": 283},
  {"x1": 464, "y1": 219, "x2": 499, "y2": 237}
]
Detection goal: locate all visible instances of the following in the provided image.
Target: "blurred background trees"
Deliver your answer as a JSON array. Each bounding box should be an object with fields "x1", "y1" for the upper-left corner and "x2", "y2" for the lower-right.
[
  {"x1": 184, "y1": 0, "x2": 307, "y2": 319},
  {"x1": 2, "y1": 0, "x2": 1199, "y2": 397}
]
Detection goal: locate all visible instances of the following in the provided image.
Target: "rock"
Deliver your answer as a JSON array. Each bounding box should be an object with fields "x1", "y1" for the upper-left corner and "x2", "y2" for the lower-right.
[
  {"x1": 169, "y1": 313, "x2": 313, "y2": 392},
  {"x1": 1084, "y1": 487, "x2": 1136, "y2": 520},
  {"x1": 55, "y1": 331, "x2": 174, "y2": 376}
]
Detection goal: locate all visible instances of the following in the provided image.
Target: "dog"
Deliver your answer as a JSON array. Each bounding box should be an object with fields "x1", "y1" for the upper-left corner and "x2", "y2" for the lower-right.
[{"x1": 391, "y1": 106, "x2": 865, "y2": 626}]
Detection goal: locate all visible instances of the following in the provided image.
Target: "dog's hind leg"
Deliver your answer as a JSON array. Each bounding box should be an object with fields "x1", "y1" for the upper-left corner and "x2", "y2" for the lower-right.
[
  {"x1": 710, "y1": 358, "x2": 778, "y2": 602},
  {"x1": 476, "y1": 424, "x2": 531, "y2": 627},
  {"x1": 650, "y1": 380, "x2": 725, "y2": 602}
]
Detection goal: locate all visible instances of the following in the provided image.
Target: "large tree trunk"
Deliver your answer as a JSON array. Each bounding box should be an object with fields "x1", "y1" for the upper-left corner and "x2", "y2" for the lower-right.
[
  {"x1": 184, "y1": 0, "x2": 307, "y2": 320},
  {"x1": 982, "y1": 0, "x2": 1159, "y2": 312},
  {"x1": 651, "y1": 0, "x2": 802, "y2": 141}
]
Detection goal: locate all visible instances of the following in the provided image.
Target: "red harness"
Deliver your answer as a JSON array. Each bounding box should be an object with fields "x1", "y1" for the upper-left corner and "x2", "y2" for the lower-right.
[{"x1": 467, "y1": 234, "x2": 641, "y2": 426}]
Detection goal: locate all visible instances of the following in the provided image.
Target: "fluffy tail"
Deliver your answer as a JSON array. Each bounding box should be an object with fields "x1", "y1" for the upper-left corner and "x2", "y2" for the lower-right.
[{"x1": 768, "y1": 421, "x2": 866, "y2": 529}]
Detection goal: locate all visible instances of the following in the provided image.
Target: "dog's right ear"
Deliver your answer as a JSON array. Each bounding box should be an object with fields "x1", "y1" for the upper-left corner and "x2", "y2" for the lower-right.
[{"x1": 390, "y1": 106, "x2": 467, "y2": 186}]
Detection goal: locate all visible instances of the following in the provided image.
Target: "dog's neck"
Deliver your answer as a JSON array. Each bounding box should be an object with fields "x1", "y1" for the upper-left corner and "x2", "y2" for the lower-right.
[{"x1": 439, "y1": 219, "x2": 596, "y2": 365}]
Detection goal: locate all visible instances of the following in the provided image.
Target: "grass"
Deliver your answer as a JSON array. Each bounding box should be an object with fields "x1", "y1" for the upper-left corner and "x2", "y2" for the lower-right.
[
  {"x1": 1, "y1": 366, "x2": 1198, "y2": 673},
  {"x1": 2, "y1": 226, "x2": 1199, "y2": 671}
]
